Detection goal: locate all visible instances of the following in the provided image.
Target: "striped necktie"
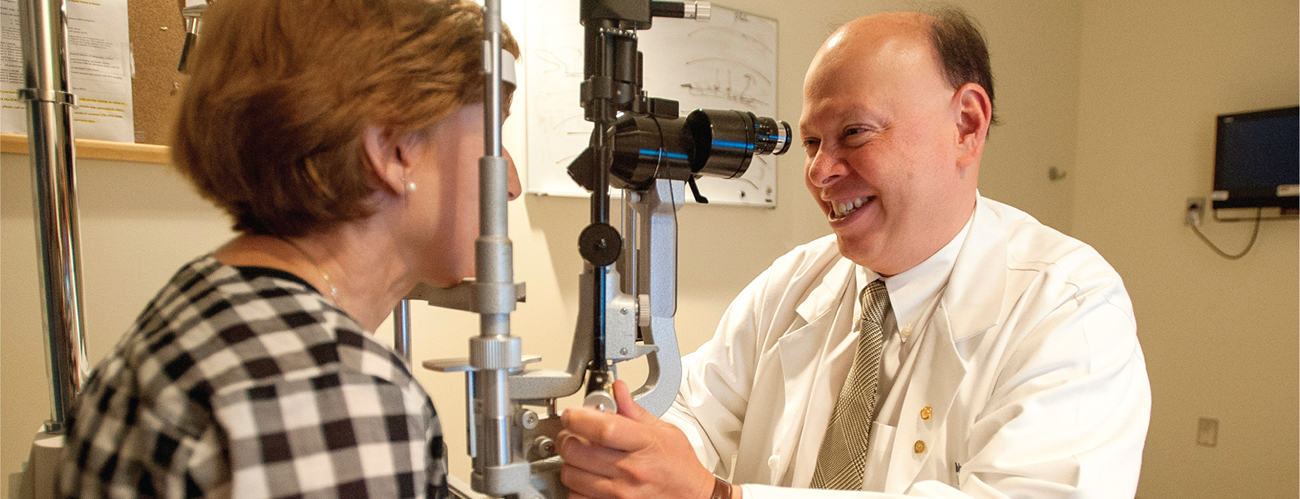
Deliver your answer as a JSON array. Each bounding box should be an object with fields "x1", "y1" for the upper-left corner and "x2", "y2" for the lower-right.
[{"x1": 809, "y1": 279, "x2": 890, "y2": 490}]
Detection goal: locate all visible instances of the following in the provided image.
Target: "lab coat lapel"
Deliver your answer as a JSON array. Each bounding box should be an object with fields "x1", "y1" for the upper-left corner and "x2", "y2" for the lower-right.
[
  {"x1": 943, "y1": 198, "x2": 1006, "y2": 342},
  {"x1": 773, "y1": 256, "x2": 859, "y2": 485},
  {"x1": 883, "y1": 301, "x2": 964, "y2": 492}
]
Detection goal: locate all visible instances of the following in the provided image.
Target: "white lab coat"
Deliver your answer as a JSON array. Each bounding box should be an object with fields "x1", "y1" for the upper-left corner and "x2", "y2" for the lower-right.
[{"x1": 663, "y1": 198, "x2": 1150, "y2": 499}]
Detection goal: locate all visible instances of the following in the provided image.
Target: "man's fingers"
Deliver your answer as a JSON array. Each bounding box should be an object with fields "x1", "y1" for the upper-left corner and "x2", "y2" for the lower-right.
[
  {"x1": 561, "y1": 406, "x2": 654, "y2": 452},
  {"x1": 559, "y1": 458, "x2": 620, "y2": 499},
  {"x1": 559, "y1": 433, "x2": 630, "y2": 475},
  {"x1": 611, "y1": 380, "x2": 657, "y2": 424}
]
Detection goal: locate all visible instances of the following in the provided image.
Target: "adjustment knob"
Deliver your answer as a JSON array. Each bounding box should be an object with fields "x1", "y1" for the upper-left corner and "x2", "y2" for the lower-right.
[
  {"x1": 578, "y1": 223, "x2": 622, "y2": 267},
  {"x1": 638, "y1": 294, "x2": 652, "y2": 327}
]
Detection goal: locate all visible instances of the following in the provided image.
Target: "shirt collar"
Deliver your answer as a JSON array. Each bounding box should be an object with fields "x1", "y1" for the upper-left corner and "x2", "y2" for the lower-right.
[{"x1": 856, "y1": 210, "x2": 975, "y2": 331}]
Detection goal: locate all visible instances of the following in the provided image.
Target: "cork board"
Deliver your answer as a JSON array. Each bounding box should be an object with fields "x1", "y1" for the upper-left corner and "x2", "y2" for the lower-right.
[{"x1": 126, "y1": 0, "x2": 187, "y2": 145}]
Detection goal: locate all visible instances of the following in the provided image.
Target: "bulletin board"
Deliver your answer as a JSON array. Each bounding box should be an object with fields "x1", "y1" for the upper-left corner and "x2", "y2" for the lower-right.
[
  {"x1": 0, "y1": 0, "x2": 183, "y2": 146},
  {"x1": 0, "y1": 0, "x2": 181, "y2": 161},
  {"x1": 523, "y1": 1, "x2": 779, "y2": 207},
  {"x1": 125, "y1": 0, "x2": 188, "y2": 145}
]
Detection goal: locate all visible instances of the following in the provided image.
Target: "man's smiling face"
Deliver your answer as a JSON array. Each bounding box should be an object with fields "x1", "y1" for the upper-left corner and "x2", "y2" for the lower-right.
[{"x1": 800, "y1": 13, "x2": 981, "y2": 275}]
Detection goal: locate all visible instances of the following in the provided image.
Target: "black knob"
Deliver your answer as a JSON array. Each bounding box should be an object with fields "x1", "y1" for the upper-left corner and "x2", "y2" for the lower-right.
[{"x1": 578, "y1": 223, "x2": 622, "y2": 267}]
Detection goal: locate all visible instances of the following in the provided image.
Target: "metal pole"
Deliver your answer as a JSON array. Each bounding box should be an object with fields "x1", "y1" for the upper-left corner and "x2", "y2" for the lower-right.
[
  {"x1": 474, "y1": 0, "x2": 516, "y2": 480},
  {"x1": 18, "y1": 0, "x2": 89, "y2": 433},
  {"x1": 393, "y1": 301, "x2": 411, "y2": 362},
  {"x1": 586, "y1": 22, "x2": 611, "y2": 373}
]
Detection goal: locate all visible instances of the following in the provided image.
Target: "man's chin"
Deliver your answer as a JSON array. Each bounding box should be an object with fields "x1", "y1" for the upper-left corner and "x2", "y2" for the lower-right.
[
  {"x1": 834, "y1": 232, "x2": 868, "y2": 262},
  {"x1": 833, "y1": 231, "x2": 883, "y2": 269}
]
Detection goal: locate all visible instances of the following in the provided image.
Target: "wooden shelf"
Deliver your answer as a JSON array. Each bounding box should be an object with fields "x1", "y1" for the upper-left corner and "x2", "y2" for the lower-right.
[{"x1": 1, "y1": 133, "x2": 170, "y2": 165}]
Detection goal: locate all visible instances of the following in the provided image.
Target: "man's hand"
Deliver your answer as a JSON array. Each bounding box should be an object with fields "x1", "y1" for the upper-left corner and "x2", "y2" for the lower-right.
[{"x1": 558, "y1": 380, "x2": 720, "y2": 499}]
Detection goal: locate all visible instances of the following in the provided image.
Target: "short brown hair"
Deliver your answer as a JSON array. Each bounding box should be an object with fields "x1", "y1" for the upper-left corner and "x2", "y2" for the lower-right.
[
  {"x1": 926, "y1": 7, "x2": 999, "y2": 127},
  {"x1": 172, "y1": 0, "x2": 520, "y2": 237}
]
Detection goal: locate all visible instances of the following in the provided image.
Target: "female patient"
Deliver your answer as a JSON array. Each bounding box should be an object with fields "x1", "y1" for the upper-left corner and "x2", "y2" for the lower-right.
[{"x1": 58, "y1": 0, "x2": 519, "y2": 496}]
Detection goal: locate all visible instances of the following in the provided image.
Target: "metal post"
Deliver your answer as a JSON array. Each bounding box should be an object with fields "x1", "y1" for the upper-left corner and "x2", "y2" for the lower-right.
[
  {"x1": 393, "y1": 301, "x2": 411, "y2": 362},
  {"x1": 18, "y1": 0, "x2": 89, "y2": 433},
  {"x1": 473, "y1": 0, "x2": 528, "y2": 495}
]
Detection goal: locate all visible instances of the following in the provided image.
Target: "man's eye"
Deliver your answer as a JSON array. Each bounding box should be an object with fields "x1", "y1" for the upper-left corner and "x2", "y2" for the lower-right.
[
  {"x1": 843, "y1": 127, "x2": 874, "y2": 145},
  {"x1": 802, "y1": 139, "x2": 819, "y2": 155}
]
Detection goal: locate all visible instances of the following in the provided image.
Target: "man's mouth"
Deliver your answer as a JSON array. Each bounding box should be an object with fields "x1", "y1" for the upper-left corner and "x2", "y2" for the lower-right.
[{"x1": 829, "y1": 196, "x2": 874, "y2": 221}]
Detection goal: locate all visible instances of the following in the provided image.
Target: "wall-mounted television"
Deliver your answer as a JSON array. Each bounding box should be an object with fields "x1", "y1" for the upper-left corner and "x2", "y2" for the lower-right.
[{"x1": 1210, "y1": 106, "x2": 1298, "y2": 218}]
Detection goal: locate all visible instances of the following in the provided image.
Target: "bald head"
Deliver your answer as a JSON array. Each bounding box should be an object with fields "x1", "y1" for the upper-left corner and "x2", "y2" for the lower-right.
[
  {"x1": 815, "y1": 12, "x2": 935, "y2": 69},
  {"x1": 805, "y1": 13, "x2": 944, "y2": 106},
  {"x1": 811, "y1": 10, "x2": 995, "y2": 115}
]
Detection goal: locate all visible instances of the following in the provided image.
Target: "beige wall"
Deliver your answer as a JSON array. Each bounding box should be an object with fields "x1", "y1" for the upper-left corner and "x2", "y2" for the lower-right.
[
  {"x1": 1072, "y1": 0, "x2": 1300, "y2": 497},
  {"x1": 2, "y1": 0, "x2": 1295, "y2": 498}
]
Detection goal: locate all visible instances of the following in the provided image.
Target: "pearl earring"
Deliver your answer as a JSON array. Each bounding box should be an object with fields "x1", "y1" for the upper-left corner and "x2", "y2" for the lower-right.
[{"x1": 406, "y1": 181, "x2": 417, "y2": 192}]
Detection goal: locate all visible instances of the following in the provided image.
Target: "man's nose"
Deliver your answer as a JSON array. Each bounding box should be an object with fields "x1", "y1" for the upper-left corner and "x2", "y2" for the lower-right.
[{"x1": 806, "y1": 148, "x2": 847, "y2": 187}]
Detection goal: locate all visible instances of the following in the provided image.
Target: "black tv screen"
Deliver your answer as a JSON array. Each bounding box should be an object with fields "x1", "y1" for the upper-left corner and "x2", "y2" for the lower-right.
[{"x1": 1211, "y1": 106, "x2": 1299, "y2": 212}]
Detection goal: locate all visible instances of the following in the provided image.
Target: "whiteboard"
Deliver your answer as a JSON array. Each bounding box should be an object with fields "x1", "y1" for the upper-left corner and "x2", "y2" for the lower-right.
[{"x1": 523, "y1": 2, "x2": 779, "y2": 207}]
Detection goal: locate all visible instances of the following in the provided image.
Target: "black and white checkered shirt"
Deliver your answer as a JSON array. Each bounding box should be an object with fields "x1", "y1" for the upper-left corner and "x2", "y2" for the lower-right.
[{"x1": 59, "y1": 255, "x2": 448, "y2": 498}]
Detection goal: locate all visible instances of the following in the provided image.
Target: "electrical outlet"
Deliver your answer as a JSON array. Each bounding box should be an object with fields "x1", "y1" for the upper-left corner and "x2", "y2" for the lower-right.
[{"x1": 1185, "y1": 197, "x2": 1206, "y2": 227}]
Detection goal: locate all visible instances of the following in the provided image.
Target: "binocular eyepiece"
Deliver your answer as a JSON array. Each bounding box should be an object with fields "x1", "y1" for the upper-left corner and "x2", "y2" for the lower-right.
[{"x1": 568, "y1": 109, "x2": 792, "y2": 193}]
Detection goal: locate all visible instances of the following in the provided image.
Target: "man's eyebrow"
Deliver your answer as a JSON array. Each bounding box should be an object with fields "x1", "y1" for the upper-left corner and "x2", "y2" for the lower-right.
[
  {"x1": 837, "y1": 103, "x2": 876, "y2": 121},
  {"x1": 800, "y1": 104, "x2": 878, "y2": 133}
]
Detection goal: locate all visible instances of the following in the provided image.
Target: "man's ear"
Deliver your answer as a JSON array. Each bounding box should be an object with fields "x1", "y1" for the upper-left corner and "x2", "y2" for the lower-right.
[
  {"x1": 363, "y1": 125, "x2": 410, "y2": 195},
  {"x1": 953, "y1": 82, "x2": 992, "y2": 169}
]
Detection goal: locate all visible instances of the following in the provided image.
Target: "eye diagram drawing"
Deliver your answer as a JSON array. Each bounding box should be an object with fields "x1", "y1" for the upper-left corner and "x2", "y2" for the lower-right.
[
  {"x1": 533, "y1": 46, "x2": 584, "y2": 78},
  {"x1": 680, "y1": 59, "x2": 773, "y2": 108}
]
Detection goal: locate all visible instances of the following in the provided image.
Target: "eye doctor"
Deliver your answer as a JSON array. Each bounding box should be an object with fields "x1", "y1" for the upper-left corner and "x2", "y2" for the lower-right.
[{"x1": 557, "y1": 7, "x2": 1150, "y2": 499}]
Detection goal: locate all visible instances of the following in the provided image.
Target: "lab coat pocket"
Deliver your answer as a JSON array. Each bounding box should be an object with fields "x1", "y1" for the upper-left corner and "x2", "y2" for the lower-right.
[{"x1": 860, "y1": 422, "x2": 897, "y2": 491}]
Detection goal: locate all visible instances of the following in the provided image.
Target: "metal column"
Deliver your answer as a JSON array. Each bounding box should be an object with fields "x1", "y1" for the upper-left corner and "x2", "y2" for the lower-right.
[{"x1": 18, "y1": 0, "x2": 89, "y2": 432}]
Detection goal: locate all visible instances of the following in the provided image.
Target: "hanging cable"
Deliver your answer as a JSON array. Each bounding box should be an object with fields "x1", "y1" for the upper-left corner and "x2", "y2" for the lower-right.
[{"x1": 1191, "y1": 207, "x2": 1262, "y2": 260}]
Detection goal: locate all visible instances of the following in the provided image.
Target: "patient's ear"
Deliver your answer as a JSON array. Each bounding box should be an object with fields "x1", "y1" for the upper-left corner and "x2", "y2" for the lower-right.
[{"x1": 363, "y1": 125, "x2": 410, "y2": 195}]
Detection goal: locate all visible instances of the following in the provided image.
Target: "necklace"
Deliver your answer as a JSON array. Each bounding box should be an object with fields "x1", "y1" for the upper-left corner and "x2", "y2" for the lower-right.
[{"x1": 277, "y1": 236, "x2": 341, "y2": 307}]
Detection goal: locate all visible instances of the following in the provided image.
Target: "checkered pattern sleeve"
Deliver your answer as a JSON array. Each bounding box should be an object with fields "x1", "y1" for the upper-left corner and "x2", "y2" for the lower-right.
[{"x1": 58, "y1": 256, "x2": 449, "y2": 499}]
